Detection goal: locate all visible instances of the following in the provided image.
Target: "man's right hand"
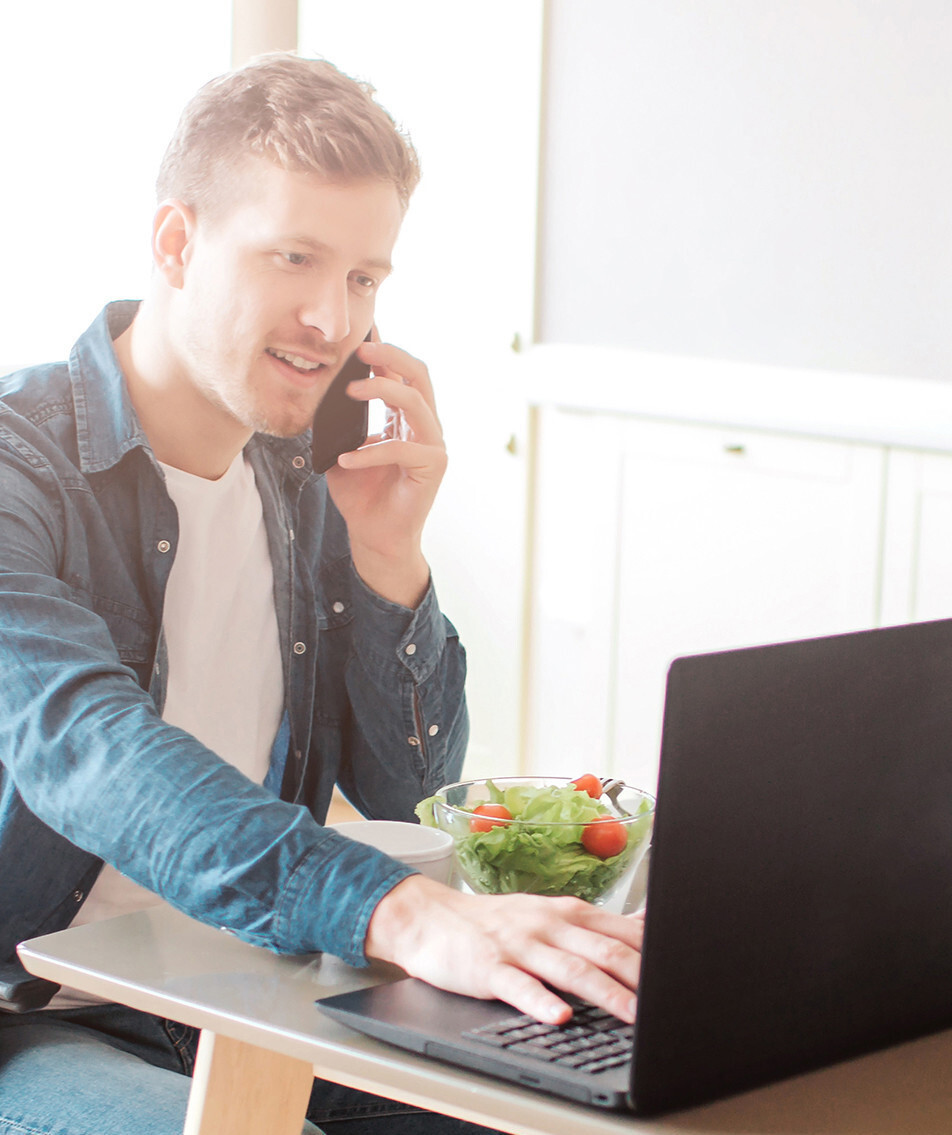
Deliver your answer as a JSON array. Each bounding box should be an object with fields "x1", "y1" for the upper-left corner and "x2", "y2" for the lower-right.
[{"x1": 364, "y1": 875, "x2": 645, "y2": 1025}]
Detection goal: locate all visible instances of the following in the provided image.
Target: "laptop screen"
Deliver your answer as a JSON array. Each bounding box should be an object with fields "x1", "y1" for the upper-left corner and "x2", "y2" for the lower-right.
[{"x1": 632, "y1": 617, "x2": 952, "y2": 1114}]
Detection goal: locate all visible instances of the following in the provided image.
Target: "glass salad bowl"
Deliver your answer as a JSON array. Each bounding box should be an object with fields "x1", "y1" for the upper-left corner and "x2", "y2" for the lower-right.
[{"x1": 415, "y1": 776, "x2": 655, "y2": 906}]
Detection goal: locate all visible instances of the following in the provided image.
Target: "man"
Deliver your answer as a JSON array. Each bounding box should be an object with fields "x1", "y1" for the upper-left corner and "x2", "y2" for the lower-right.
[{"x1": 0, "y1": 54, "x2": 642, "y2": 1134}]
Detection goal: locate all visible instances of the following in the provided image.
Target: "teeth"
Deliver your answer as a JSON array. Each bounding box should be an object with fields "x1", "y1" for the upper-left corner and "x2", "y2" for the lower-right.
[{"x1": 268, "y1": 348, "x2": 322, "y2": 371}]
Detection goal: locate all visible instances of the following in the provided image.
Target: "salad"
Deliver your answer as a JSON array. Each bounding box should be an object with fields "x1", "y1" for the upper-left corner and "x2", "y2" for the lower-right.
[{"x1": 415, "y1": 776, "x2": 654, "y2": 904}]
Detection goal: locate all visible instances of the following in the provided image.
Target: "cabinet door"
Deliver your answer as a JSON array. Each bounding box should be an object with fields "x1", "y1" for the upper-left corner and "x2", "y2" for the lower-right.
[
  {"x1": 525, "y1": 409, "x2": 885, "y2": 791},
  {"x1": 880, "y1": 449, "x2": 952, "y2": 626},
  {"x1": 614, "y1": 419, "x2": 884, "y2": 790},
  {"x1": 524, "y1": 409, "x2": 626, "y2": 783}
]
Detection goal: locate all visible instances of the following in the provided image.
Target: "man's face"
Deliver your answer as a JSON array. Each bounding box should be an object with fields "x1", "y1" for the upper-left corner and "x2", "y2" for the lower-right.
[{"x1": 170, "y1": 160, "x2": 403, "y2": 438}]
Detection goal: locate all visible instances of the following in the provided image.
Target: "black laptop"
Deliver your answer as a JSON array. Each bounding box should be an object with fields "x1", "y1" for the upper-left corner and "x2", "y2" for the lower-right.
[{"x1": 317, "y1": 618, "x2": 952, "y2": 1115}]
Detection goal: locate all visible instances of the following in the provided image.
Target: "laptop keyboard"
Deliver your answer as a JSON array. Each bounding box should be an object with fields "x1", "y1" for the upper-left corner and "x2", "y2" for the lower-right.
[{"x1": 463, "y1": 997, "x2": 632, "y2": 1075}]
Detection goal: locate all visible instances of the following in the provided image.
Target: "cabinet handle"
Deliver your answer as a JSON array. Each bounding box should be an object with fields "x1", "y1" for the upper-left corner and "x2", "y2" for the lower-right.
[{"x1": 724, "y1": 444, "x2": 746, "y2": 456}]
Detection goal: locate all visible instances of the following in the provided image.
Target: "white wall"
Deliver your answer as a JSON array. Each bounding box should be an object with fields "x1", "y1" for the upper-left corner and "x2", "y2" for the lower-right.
[
  {"x1": 539, "y1": 0, "x2": 952, "y2": 382},
  {"x1": 297, "y1": 2, "x2": 544, "y2": 775},
  {"x1": 0, "y1": 0, "x2": 232, "y2": 370}
]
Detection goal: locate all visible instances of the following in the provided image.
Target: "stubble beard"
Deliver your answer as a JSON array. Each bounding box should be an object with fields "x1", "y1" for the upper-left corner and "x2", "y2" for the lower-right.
[{"x1": 192, "y1": 353, "x2": 319, "y2": 440}]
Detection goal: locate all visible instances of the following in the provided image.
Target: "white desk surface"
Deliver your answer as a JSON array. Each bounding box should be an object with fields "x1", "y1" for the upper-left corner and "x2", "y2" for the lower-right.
[{"x1": 19, "y1": 905, "x2": 952, "y2": 1135}]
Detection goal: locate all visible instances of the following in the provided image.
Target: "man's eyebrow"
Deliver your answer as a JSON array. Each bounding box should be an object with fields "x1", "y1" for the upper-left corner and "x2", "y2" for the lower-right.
[{"x1": 282, "y1": 235, "x2": 393, "y2": 275}]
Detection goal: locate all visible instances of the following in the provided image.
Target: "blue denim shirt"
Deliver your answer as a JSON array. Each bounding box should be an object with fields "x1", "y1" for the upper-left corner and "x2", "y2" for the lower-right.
[{"x1": 0, "y1": 303, "x2": 467, "y2": 1003}]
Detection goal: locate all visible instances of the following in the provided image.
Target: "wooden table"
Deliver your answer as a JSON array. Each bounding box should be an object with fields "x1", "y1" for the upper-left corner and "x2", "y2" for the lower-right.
[{"x1": 19, "y1": 905, "x2": 952, "y2": 1135}]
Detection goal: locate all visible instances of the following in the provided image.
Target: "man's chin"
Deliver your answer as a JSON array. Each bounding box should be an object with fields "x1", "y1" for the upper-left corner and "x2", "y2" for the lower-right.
[
  {"x1": 244, "y1": 405, "x2": 316, "y2": 440},
  {"x1": 261, "y1": 421, "x2": 312, "y2": 440}
]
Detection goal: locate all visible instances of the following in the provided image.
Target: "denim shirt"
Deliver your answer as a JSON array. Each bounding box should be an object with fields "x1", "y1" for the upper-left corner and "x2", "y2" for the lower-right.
[{"x1": 0, "y1": 303, "x2": 468, "y2": 1004}]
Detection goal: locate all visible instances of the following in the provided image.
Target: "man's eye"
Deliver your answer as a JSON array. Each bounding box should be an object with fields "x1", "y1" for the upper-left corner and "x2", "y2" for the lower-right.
[
  {"x1": 352, "y1": 274, "x2": 377, "y2": 290},
  {"x1": 281, "y1": 251, "x2": 308, "y2": 267}
]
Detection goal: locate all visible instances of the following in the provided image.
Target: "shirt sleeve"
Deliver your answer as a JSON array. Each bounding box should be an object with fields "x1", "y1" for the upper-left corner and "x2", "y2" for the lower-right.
[
  {"x1": 321, "y1": 554, "x2": 469, "y2": 824},
  {"x1": 0, "y1": 444, "x2": 418, "y2": 965}
]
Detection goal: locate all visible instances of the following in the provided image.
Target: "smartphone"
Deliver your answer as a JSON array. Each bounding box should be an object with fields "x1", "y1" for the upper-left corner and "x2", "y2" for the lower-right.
[{"x1": 311, "y1": 332, "x2": 372, "y2": 474}]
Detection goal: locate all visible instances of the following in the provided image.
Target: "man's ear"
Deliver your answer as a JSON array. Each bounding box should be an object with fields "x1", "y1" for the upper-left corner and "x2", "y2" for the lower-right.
[{"x1": 152, "y1": 200, "x2": 196, "y2": 289}]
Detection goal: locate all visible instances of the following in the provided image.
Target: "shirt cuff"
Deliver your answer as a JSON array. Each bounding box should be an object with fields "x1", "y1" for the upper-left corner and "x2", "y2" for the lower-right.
[
  {"x1": 275, "y1": 830, "x2": 418, "y2": 964},
  {"x1": 346, "y1": 562, "x2": 450, "y2": 684}
]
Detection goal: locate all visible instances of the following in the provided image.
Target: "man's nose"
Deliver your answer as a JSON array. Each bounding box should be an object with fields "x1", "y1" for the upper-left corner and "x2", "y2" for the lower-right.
[{"x1": 299, "y1": 277, "x2": 351, "y2": 343}]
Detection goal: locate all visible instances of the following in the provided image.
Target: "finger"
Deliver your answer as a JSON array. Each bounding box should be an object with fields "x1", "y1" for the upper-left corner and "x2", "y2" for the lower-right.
[
  {"x1": 337, "y1": 438, "x2": 447, "y2": 480},
  {"x1": 626, "y1": 910, "x2": 646, "y2": 950},
  {"x1": 485, "y1": 949, "x2": 638, "y2": 1026},
  {"x1": 347, "y1": 375, "x2": 442, "y2": 446},
  {"x1": 483, "y1": 964, "x2": 576, "y2": 1025},
  {"x1": 513, "y1": 936, "x2": 640, "y2": 1023},
  {"x1": 357, "y1": 341, "x2": 439, "y2": 419},
  {"x1": 545, "y1": 921, "x2": 642, "y2": 987},
  {"x1": 538, "y1": 896, "x2": 646, "y2": 950}
]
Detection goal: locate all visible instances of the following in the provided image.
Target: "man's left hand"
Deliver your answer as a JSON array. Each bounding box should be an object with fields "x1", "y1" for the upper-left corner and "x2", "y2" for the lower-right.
[{"x1": 324, "y1": 340, "x2": 446, "y2": 609}]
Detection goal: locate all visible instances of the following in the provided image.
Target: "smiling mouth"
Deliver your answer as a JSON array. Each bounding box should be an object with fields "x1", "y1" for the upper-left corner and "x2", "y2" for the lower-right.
[{"x1": 266, "y1": 347, "x2": 329, "y2": 375}]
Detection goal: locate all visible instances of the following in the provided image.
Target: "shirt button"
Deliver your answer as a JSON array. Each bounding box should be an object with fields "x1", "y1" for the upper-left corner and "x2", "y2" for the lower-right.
[
  {"x1": 288, "y1": 528, "x2": 295, "y2": 541},
  {"x1": 294, "y1": 750, "x2": 303, "y2": 762},
  {"x1": 293, "y1": 642, "x2": 307, "y2": 655},
  {"x1": 156, "y1": 539, "x2": 171, "y2": 554},
  {"x1": 292, "y1": 455, "x2": 306, "y2": 469},
  {"x1": 332, "y1": 601, "x2": 345, "y2": 614},
  {"x1": 405, "y1": 643, "x2": 417, "y2": 656},
  {"x1": 72, "y1": 890, "x2": 84, "y2": 903},
  {"x1": 428, "y1": 724, "x2": 440, "y2": 736},
  {"x1": 408, "y1": 736, "x2": 420, "y2": 747}
]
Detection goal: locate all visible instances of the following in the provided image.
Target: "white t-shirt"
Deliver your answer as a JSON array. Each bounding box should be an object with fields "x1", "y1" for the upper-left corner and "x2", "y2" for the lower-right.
[{"x1": 49, "y1": 452, "x2": 284, "y2": 1008}]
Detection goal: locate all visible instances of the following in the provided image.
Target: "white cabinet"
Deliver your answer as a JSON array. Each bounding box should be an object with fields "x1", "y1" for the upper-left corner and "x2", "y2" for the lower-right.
[
  {"x1": 525, "y1": 406, "x2": 893, "y2": 793},
  {"x1": 881, "y1": 450, "x2": 952, "y2": 626}
]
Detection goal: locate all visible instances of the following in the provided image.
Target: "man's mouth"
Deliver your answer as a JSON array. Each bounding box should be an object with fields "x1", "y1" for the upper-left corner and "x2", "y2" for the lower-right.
[{"x1": 266, "y1": 348, "x2": 329, "y2": 375}]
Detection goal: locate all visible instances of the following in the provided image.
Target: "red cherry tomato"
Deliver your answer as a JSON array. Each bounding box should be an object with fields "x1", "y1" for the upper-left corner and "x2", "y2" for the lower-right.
[
  {"x1": 469, "y1": 803, "x2": 513, "y2": 832},
  {"x1": 581, "y1": 816, "x2": 628, "y2": 859},
  {"x1": 571, "y1": 773, "x2": 603, "y2": 799}
]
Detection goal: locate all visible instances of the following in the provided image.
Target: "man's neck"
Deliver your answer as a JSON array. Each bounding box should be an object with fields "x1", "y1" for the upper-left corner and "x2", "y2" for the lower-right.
[{"x1": 113, "y1": 302, "x2": 252, "y2": 480}]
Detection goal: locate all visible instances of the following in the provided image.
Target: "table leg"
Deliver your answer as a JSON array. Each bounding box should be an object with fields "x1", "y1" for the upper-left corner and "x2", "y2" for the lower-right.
[{"x1": 183, "y1": 1029, "x2": 314, "y2": 1135}]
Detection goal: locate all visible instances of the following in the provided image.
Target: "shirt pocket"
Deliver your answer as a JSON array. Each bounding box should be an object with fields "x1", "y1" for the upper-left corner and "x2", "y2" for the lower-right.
[{"x1": 65, "y1": 578, "x2": 156, "y2": 688}]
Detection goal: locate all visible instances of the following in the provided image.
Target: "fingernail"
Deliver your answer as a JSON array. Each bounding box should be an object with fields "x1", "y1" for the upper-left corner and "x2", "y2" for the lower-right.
[{"x1": 546, "y1": 1000, "x2": 570, "y2": 1024}]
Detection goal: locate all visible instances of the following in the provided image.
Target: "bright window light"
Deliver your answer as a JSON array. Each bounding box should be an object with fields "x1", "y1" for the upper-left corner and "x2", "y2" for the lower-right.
[{"x1": 0, "y1": 0, "x2": 231, "y2": 370}]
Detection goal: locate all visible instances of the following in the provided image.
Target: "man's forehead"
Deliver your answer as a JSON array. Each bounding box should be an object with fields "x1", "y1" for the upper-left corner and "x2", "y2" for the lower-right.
[
  {"x1": 198, "y1": 153, "x2": 402, "y2": 226},
  {"x1": 203, "y1": 161, "x2": 403, "y2": 250}
]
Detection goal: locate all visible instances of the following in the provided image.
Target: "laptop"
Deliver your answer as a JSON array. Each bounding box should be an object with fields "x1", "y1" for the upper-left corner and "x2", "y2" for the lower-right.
[{"x1": 317, "y1": 618, "x2": 952, "y2": 1115}]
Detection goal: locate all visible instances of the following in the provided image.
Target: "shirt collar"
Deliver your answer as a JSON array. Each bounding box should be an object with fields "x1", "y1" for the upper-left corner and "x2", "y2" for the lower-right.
[
  {"x1": 68, "y1": 301, "x2": 150, "y2": 474},
  {"x1": 68, "y1": 301, "x2": 315, "y2": 479}
]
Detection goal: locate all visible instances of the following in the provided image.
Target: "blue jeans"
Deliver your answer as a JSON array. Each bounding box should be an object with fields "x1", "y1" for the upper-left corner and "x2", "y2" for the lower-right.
[{"x1": 0, "y1": 1004, "x2": 502, "y2": 1135}]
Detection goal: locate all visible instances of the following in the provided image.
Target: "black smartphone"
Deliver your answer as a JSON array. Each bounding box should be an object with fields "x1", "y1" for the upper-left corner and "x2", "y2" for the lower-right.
[{"x1": 311, "y1": 332, "x2": 372, "y2": 473}]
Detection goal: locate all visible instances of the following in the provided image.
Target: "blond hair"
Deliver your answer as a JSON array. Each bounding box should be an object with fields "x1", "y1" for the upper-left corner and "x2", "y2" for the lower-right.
[{"x1": 156, "y1": 53, "x2": 420, "y2": 218}]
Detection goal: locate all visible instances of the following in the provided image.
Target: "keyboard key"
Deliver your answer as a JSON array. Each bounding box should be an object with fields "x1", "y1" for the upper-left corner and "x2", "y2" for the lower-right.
[
  {"x1": 579, "y1": 1054, "x2": 631, "y2": 1074},
  {"x1": 547, "y1": 1041, "x2": 584, "y2": 1056},
  {"x1": 499, "y1": 1026, "x2": 552, "y2": 1044},
  {"x1": 468, "y1": 1018, "x2": 529, "y2": 1037},
  {"x1": 555, "y1": 1052, "x2": 597, "y2": 1068},
  {"x1": 528, "y1": 1032, "x2": 572, "y2": 1049},
  {"x1": 576, "y1": 1043, "x2": 626, "y2": 1063},
  {"x1": 463, "y1": 997, "x2": 634, "y2": 1075},
  {"x1": 507, "y1": 1042, "x2": 562, "y2": 1061}
]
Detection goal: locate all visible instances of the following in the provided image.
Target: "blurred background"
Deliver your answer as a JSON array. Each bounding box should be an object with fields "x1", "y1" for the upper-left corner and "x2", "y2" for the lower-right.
[{"x1": 3, "y1": 1, "x2": 952, "y2": 793}]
